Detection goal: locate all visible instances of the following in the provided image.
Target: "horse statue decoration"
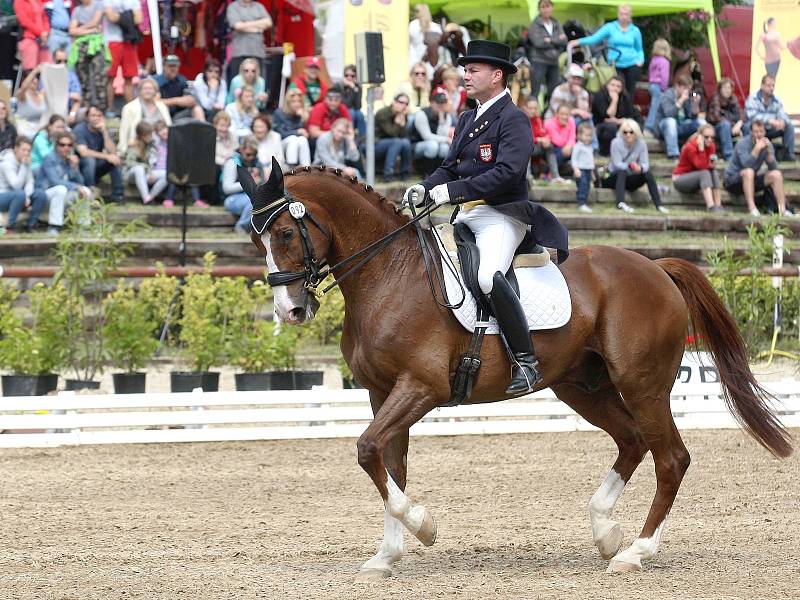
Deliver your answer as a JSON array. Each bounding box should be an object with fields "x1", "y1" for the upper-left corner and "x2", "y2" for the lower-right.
[{"x1": 240, "y1": 159, "x2": 793, "y2": 579}]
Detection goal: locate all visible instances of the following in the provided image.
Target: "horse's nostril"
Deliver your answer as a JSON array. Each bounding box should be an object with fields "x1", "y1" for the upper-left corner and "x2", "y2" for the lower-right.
[{"x1": 290, "y1": 307, "x2": 305, "y2": 321}]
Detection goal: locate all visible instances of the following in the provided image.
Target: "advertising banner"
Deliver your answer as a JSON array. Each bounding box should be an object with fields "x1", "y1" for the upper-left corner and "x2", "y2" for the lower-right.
[
  {"x1": 343, "y1": 0, "x2": 409, "y2": 105},
  {"x1": 749, "y1": 0, "x2": 800, "y2": 114}
]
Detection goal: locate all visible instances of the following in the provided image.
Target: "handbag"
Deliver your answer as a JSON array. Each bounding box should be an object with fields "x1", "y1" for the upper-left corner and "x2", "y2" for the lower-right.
[{"x1": 585, "y1": 56, "x2": 616, "y2": 94}]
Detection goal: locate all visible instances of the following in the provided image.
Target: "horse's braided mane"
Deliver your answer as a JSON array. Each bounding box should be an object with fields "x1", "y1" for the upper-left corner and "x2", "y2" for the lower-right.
[{"x1": 285, "y1": 165, "x2": 407, "y2": 219}]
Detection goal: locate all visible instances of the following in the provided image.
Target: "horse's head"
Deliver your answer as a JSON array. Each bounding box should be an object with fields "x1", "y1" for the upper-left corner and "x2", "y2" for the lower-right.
[{"x1": 244, "y1": 159, "x2": 330, "y2": 325}]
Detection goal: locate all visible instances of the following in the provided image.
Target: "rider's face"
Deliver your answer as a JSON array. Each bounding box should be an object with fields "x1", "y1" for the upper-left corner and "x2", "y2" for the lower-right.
[{"x1": 463, "y1": 63, "x2": 502, "y2": 102}]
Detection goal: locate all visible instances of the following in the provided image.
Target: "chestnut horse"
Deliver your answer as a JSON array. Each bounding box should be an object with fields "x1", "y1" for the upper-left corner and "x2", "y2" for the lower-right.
[{"x1": 247, "y1": 165, "x2": 792, "y2": 579}]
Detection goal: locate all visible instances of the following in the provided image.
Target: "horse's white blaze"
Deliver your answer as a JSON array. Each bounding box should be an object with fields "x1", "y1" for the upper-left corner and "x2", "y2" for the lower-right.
[
  {"x1": 611, "y1": 520, "x2": 667, "y2": 570},
  {"x1": 589, "y1": 470, "x2": 625, "y2": 542},
  {"x1": 263, "y1": 231, "x2": 294, "y2": 320},
  {"x1": 385, "y1": 471, "x2": 426, "y2": 535},
  {"x1": 359, "y1": 508, "x2": 405, "y2": 573}
]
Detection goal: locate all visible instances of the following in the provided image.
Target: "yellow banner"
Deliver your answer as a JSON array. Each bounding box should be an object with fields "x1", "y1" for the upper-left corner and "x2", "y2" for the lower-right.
[
  {"x1": 749, "y1": 0, "x2": 800, "y2": 114},
  {"x1": 343, "y1": 0, "x2": 409, "y2": 107}
]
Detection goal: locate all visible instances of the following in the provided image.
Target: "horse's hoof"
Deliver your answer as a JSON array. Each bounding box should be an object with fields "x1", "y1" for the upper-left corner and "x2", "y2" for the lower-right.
[
  {"x1": 414, "y1": 509, "x2": 437, "y2": 546},
  {"x1": 354, "y1": 568, "x2": 392, "y2": 582},
  {"x1": 595, "y1": 522, "x2": 623, "y2": 560},
  {"x1": 607, "y1": 558, "x2": 641, "y2": 574}
]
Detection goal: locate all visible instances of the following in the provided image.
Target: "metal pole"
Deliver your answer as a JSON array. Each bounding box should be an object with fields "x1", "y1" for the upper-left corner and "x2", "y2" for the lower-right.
[{"x1": 366, "y1": 85, "x2": 376, "y2": 186}]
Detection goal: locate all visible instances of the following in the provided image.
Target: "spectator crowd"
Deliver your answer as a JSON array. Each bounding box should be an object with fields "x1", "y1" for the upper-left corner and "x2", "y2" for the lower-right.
[{"x1": 0, "y1": 0, "x2": 796, "y2": 235}]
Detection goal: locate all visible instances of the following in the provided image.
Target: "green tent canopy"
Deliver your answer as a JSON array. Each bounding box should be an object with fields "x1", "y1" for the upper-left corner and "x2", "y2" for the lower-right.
[{"x1": 429, "y1": 0, "x2": 720, "y2": 78}]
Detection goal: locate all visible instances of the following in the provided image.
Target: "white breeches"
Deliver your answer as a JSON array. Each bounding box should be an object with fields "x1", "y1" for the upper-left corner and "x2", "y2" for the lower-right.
[{"x1": 453, "y1": 204, "x2": 528, "y2": 294}]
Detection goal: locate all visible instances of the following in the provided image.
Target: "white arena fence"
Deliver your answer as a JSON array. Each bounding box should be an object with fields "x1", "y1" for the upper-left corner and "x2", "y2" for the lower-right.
[{"x1": 0, "y1": 381, "x2": 799, "y2": 448}]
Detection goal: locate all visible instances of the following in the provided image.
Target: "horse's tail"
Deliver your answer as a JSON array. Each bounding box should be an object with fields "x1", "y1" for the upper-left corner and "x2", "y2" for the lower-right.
[{"x1": 657, "y1": 257, "x2": 793, "y2": 458}]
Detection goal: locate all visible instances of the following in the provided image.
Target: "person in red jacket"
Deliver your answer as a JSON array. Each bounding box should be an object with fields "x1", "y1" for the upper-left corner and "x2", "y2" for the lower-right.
[
  {"x1": 523, "y1": 96, "x2": 554, "y2": 180},
  {"x1": 672, "y1": 123, "x2": 723, "y2": 211},
  {"x1": 14, "y1": 0, "x2": 53, "y2": 70}
]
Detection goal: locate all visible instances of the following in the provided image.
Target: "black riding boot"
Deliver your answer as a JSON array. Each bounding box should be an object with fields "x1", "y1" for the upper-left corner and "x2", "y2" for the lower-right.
[{"x1": 486, "y1": 271, "x2": 542, "y2": 395}]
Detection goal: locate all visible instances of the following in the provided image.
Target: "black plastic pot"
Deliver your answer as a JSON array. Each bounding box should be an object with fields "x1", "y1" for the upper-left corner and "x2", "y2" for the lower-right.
[
  {"x1": 2, "y1": 373, "x2": 59, "y2": 396},
  {"x1": 268, "y1": 370, "x2": 324, "y2": 391},
  {"x1": 112, "y1": 372, "x2": 146, "y2": 394},
  {"x1": 234, "y1": 372, "x2": 272, "y2": 391},
  {"x1": 64, "y1": 379, "x2": 101, "y2": 391},
  {"x1": 170, "y1": 371, "x2": 220, "y2": 393}
]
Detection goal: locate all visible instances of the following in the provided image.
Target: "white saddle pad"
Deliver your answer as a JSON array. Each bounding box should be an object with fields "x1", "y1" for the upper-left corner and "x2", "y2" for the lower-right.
[{"x1": 434, "y1": 224, "x2": 572, "y2": 334}]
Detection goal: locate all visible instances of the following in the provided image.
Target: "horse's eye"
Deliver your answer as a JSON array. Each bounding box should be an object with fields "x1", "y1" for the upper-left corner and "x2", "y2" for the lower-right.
[{"x1": 281, "y1": 228, "x2": 294, "y2": 241}]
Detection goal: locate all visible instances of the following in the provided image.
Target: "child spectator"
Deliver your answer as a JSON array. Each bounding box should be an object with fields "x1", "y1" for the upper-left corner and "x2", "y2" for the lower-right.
[
  {"x1": 225, "y1": 85, "x2": 259, "y2": 139},
  {"x1": 123, "y1": 121, "x2": 167, "y2": 205},
  {"x1": 251, "y1": 114, "x2": 284, "y2": 175},
  {"x1": 572, "y1": 123, "x2": 595, "y2": 212},
  {"x1": 672, "y1": 123, "x2": 722, "y2": 212},
  {"x1": 645, "y1": 39, "x2": 671, "y2": 135},
  {"x1": 0, "y1": 100, "x2": 17, "y2": 153},
  {"x1": 272, "y1": 88, "x2": 311, "y2": 168},
  {"x1": 544, "y1": 104, "x2": 576, "y2": 184}
]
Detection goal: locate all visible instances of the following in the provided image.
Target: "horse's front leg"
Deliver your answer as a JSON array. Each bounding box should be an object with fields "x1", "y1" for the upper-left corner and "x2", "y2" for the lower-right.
[{"x1": 355, "y1": 377, "x2": 439, "y2": 581}]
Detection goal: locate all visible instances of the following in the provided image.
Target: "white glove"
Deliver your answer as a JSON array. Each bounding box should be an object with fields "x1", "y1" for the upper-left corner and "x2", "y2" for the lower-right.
[
  {"x1": 429, "y1": 183, "x2": 450, "y2": 206},
  {"x1": 402, "y1": 183, "x2": 426, "y2": 208}
]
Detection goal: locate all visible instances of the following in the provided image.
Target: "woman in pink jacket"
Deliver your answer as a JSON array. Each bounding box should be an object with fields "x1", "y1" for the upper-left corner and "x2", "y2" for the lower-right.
[
  {"x1": 543, "y1": 104, "x2": 576, "y2": 184},
  {"x1": 14, "y1": 0, "x2": 52, "y2": 70}
]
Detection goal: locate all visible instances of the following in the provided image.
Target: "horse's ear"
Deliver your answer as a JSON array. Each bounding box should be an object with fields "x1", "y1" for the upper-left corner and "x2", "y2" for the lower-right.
[
  {"x1": 237, "y1": 165, "x2": 257, "y2": 200},
  {"x1": 267, "y1": 157, "x2": 284, "y2": 190}
]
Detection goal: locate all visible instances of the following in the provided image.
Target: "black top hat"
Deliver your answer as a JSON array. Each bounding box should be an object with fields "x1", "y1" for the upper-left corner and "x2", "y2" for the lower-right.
[{"x1": 457, "y1": 40, "x2": 517, "y2": 74}]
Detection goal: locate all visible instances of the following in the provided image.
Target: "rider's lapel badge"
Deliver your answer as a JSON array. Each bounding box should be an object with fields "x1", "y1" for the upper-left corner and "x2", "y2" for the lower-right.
[{"x1": 478, "y1": 144, "x2": 493, "y2": 163}]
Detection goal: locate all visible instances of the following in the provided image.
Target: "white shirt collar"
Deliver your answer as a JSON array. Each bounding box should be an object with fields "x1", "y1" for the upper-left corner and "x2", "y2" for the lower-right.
[{"x1": 475, "y1": 88, "x2": 510, "y2": 121}]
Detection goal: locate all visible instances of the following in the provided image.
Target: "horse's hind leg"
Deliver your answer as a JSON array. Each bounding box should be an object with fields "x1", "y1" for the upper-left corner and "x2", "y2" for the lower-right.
[
  {"x1": 552, "y1": 381, "x2": 648, "y2": 560},
  {"x1": 607, "y1": 386, "x2": 690, "y2": 573},
  {"x1": 357, "y1": 427, "x2": 409, "y2": 581}
]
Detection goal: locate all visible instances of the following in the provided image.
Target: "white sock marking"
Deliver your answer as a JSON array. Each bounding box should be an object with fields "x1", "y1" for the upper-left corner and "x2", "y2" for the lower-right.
[
  {"x1": 360, "y1": 508, "x2": 405, "y2": 572},
  {"x1": 385, "y1": 471, "x2": 426, "y2": 534},
  {"x1": 589, "y1": 470, "x2": 625, "y2": 543},
  {"x1": 612, "y1": 520, "x2": 667, "y2": 569}
]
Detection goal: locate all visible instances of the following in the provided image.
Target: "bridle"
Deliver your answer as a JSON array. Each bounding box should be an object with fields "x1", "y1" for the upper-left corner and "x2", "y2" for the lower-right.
[{"x1": 255, "y1": 186, "x2": 443, "y2": 300}]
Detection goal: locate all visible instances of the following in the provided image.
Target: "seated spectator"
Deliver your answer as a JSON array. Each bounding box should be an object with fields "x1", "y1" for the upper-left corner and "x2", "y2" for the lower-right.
[
  {"x1": 523, "y1": 97, "x2": 554, "y2": 179},
  {"x1": 74, "y1": 104, "x2": 124, "y2": 202},
  {"x1": 289, "y1": 56, "x2": 328, "y2": 109},
  {"x1": 225, "y1": 86, "x2": 259, "y2": 139},
  {"x1": 440, "y1": 66, "x2": 467, "y2": 119},
  {"x1": 52, "y1": 48, "x2": 83, "y2": 126},
  {"x1": 723, "y1": 119, "x2": 790, "y2": 217},
  {"x1": 314, "y1": 118, "x2": 362, "y2": 179},
  {"x1": 153, "y1": 120, "x2": 205, "y2": 209},
  {"x1": 193, "y1": 58, "x2": 228, "y2": 121},
  {"x1": 118, "y1": 78, "x2": 171, "y2": 154},
  {"x1": 226, "y1": 58, "x2": 267, "y2": 111},
  {"x1": 198, "y1": 111, "x2": 237, "y2": 206},
  {"x1": 707, "y1": 77, "x2": 745, "y2": 161},
  {"x1": 653, "y1": 75, "x2": 702, "y2": 159},
  {"x1": 123, "y1": 121, "x2": 167, "y2": 204},
  {"x1": 592, "y1": 76, "x2": 639, "y2": 157},
  {"x1": 251, "y1": 114, "x2": 285, "y2": 175},
  {"x1": 0, "y1": 100, "x2": 17, "y2": 153},
  {"x1": 31, "y1": 115, "x2": 67, "y2": 172},
  {"x1": 338, "y1": 65, "x2": 366, "y2": 138},
  {"x1": 644, "y1": 38, "x2": 672, "y2": 135},
  {"x1": 36, "y1": 131, "x2": 92, "y2": 234},
  {"x1": 672, "y1": 124, "x2": 722, "y2": 212},
  {"x1": 0, "y1": 136, "x2": 47, "y2": 233},
  {"x1": 307, "y1": 88, "x2": 352, "y2": 140},
  {"x1": 13, "y1": 0, "x2": 52, "y2": 71},
  {"x1": 396, "y1": 63, "x2": 431, "y2": 113},
  {"x1": 272, "y1": 89, "x2": 311, "y2": 168},
  {"x1": 14, "y1": 67, "x2": 48, "y2": 138},
  {"x1": 222, "y1": 136, "x2": 263, "y2": 234},
  {"x1": 102, "y1": 0, "x2": 143, "y2": 111},
  {"x1": 549, "y1": 64, "x2": 594, "y2": 139},
  {"x1": 572, "y1": 122, "x2": 596, "y2": 212},
  {"x1": 601, "y1": 119, "x2": 665, "y2": 213},
  {"x1": 745, "y1": 75, "x2": 795, "y2": 161},
  {"x1": 155, "y1": 55, "x2": 202, "y2": 121},
  {"x1": 68, "y1": 0, "x2": 107, "y2": 111},
  {"x1": 412, "y1": 86, "x2": 453, "y2": 176},
  {"x1": 375, "y1": 93, "x2": 412, "y2": 181},
  {"x1": 543, "y1": 104, "x2": 576, "y2": 184}
]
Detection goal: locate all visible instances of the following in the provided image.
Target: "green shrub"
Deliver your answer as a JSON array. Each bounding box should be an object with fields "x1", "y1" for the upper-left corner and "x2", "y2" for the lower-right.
[
  {"x1": 178, "y1": 253, "x2": 226, "y2": 372},
  {"x1": 103, "y1": 281, "x2": 159, "y2": 373}
]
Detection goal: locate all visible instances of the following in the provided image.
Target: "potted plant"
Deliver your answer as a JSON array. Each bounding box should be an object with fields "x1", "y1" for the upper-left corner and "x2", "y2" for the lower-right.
[
  {"x1": 103, "y1": 281, "x2": 159, "y2": 394},
  {"x1": 0, "y1": 282, "x2": 69, "y2": 396},
  {"x1": 264, "y1": 323, "x2": 319, "y2": 390},
  {"x1": 54, "y1": 195, "x2": 143, "y2": 391},
  {"x1": 173, "y1": 253, "x2": 226, "y2": 392}
]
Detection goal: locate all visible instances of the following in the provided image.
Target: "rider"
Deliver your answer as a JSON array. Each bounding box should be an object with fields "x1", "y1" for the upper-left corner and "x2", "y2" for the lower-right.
[{"x1": 404, "y1": 40, "x2": 569, "y2": 396}]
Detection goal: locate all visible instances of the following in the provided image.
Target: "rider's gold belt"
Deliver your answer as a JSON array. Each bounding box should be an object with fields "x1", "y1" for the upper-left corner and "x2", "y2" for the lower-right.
[{"x1": 460, "y1": 200, "x2": 486, "y2": 212}]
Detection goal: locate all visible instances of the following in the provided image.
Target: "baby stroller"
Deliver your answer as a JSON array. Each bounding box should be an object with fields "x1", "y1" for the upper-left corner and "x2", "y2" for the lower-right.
[{"x1": 559, "y1": 19, "x2": 618, "y2": 94}]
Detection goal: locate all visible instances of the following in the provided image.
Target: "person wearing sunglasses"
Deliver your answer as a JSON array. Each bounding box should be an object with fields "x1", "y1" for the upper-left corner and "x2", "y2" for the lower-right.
[
  {"x1": 395, "y1": 63, "x2": 431, "y2": 113},
  {"x1": 374, "y1": 93, "x2": 413, "y2": 181},
  {"x1": 601, "y1": 118, "x2": 665, "y2": 213},
  {"x1": 226, "y1": 57, "x2": 268, "y2": 111},
  {"x1": 672, "y1": 124, "x2": 723, "y2": 212},
  {"x1": 338, "y1": 65, "x2": 366, "y2": 139},
  {"x1": 35, "y1": 131, "x2": 91, "y2": 235}
]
